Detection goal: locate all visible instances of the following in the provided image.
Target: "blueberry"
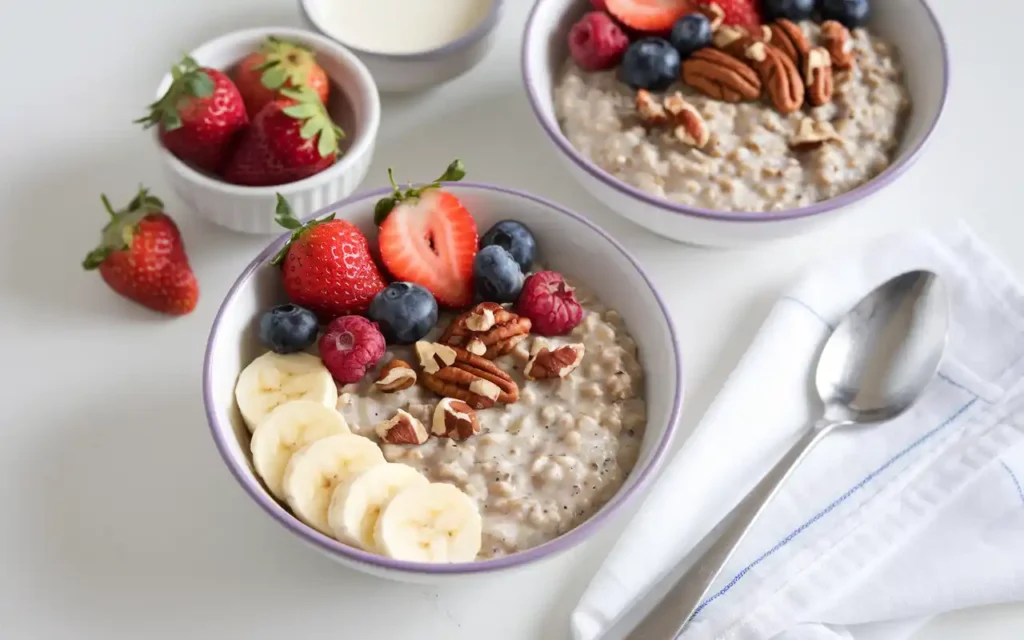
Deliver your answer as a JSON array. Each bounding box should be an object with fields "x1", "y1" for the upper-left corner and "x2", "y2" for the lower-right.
[
  {"x1": 763, "y1": 0, "x2": 816, "y2": 21},
  {"x1": 619, "y1": 38, "x2": 681, "y2": 92},
  {"x1": 480, "y1": 220, "x2": 536, "y2": 273},
  {"x1": 259, "y1": 304, "x2": 319, "y2": 354},
  {"x1": 473, "y1": 245, "x2": 525, "y2": 304},
  {"x1": 367, "y1": 282, "x2": 438, "y2": 345},
  {"x1": 669, "y1": 14, "x2": 712, "y2": 59},
  {"x1": 818, "y1": 0, "x2": 870, "y2": 28}
]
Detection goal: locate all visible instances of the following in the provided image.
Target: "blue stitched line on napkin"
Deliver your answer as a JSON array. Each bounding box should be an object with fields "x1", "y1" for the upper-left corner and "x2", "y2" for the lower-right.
[
  {"x1": 1000, "y1": 462, "x2": 1024, "y2": 507},
  {"x1": 690, "y1": 385, "x2": 978, "y2": 621}
]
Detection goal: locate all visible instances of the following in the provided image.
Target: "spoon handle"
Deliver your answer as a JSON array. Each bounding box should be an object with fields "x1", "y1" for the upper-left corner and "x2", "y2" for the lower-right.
[{"x1": 624, "y1": 422, "x2": 835, "y2": 639}]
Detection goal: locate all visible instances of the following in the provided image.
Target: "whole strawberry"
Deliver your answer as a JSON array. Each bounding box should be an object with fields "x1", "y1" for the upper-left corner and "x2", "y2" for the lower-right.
[
  {"x1": 271, "y1": 195, "x2": 386, "y2": 320},
  {"x1": 233, "y1": 36, "x2": 330, "y2": 118},
  {"x1": 136, "y1": 55, "x2": 248, "y2": 174},
  {"x1": 82, "y1": 188, "x2": 199, "y2": 315},
  {"x1": 223, "y1": 86, "x2": 344, "y2": 187}
]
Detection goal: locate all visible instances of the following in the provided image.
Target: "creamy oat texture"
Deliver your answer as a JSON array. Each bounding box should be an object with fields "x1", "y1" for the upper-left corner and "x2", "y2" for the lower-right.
[
  {"x1": 554, "y1": 22, "x2": 911, "y2": 212},
  {"x1": 336, "y1": 282, "x2": 645, "y2": 559}
]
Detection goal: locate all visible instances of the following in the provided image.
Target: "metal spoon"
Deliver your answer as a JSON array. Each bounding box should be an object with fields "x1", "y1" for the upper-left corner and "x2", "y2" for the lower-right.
[{"x1": 621, "y1": 269, "x2": 949, "y2": 639}]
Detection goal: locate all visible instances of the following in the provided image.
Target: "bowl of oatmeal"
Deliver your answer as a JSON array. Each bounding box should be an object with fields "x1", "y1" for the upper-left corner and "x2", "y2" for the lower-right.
[
  {"x1": 203, "y1": 168, "x2": 683, "y2": 582},
  {"x1": 522, "y1": 0, "x2": 949, "y2": 247}
]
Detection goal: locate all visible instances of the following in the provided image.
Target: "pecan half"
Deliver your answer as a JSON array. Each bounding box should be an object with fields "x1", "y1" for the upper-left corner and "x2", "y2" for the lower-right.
[
  {"x1": 768, "y1": 19, "x2": 810, "y2": 67},
  {"x1": 821, "y1": 20, "x2": 854, "y2": 70},
  {"x1": 697, "y1": 2, "x2": 725, "y2": 31},
  {"x1": 376, "y1": 409, "x2": 429, "y2": 445},
  {"x1": 682, "y1": 48, "x2": 762, "y2": 103},
  {"x1": 524, "y1": 344, "x2": 586, "y2": 381},
  {"x1": 743, "y1": 42, "x2": 804, "y2": 114},
  {"x1": 432, "y1": 398, "x2": 480, "y2": 440},
  {"x1": 789, "y1": 117, "x2": 841, "y2": 151},
  {"x1": 804, "y1": 47, "x2": 833, "y2": 106},
  {"x1": 664, "y1": 93, "x2": 710, "y2": 148},
  {"x1": 375, "y1": 360, "x2": 417, "y2": 393},
  {"x1": 419, "y1": 345, "x2": 519, "y2": 409},
  {"x1": 440, "y1": 302, "x2": 531, "y2": 360}
]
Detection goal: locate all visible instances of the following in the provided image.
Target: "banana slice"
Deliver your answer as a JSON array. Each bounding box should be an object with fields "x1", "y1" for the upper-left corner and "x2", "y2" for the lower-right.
[
  {"x1": 235, "y1": 351, "x2": 338, "y2": 432},
  {"x1": 328, "y1": 463, "x2": 428, "y2": 550},
  {"x1": 375, "y1": 483, "x2": 482, "y2": 563},
  {"x1": 282, "y1": 434, "x2": 386, "y2": 535},
  {"x1": 250, "y1": 400, "x2": 351, "y2": 501}
]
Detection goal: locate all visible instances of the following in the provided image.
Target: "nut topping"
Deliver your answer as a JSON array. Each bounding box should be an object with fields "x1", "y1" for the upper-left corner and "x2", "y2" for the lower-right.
[
  {"x1": 375, "y1": 360, "x2": 417, "y2": 393},
  {"x1": 821, "y1": 20, "x2": 854, "y2": 70},
  {"x1": 440, "y1": 302, "x2": 531, "y2": 360},
  {"x1": 743, "y1": 43, "x2": 804, "y2": 114},
  {"x1": 789, "y1": 118, "x2": 841, "y2": 151},
  {"x1": 712, "y1": 25, "x2": 748, "y2": 52},
  {"x1": 767, "y1": 19, "x2": 810, "y2": 67},
  {"x1": 804, "y1": 47, "x2": 834, "y2": 106},
  {"x1": 419, "y1": 345, "x2": 519, "y2": 409},
  {"x1": 415, "y1": 341, "x2": 457, "y2": 374},
  {"x1": 636, "y1": 89, "x2": 668, "y2": 126},
  {"x1": 697, "y1": 2, "x2": 725, "y2": 31},
  {"x1": 432, "y1": 398, "x2": 480, "y2": 440},
  {"x1": 376, "y1": 409, "x2": 429, "y2": 445},
  {"x1": 524, "y1": 343, "x2": 586, "y2": 381},
  {"x1": 682, "y1": 48, "x2": 762, "y2": 103},
  {"x1": 465, "y1": 337, "x2": 487, "y2": 356},
  {"x1": 664, "y1": 93, "x2": 710, "y2": 148}
]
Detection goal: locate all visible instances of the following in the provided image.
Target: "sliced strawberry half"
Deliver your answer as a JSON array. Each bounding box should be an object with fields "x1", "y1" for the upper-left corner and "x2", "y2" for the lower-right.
[
  {"x1": 376, "y1": 160, "x2": 478, "y2": 308},
  {"x1": 605, "y1": 0, "x2": 697, "y2": 33}
]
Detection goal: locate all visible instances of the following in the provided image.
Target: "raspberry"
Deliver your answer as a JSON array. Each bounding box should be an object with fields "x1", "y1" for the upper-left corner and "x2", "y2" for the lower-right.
[
  {"x1": 319, "y1": 316, "x2": 386, "y2": 384},
  {"x1": 590, "y1": 0, "x2": 609, "y2": 9},
  {"x1": 568, "y1": 12, "x2": 630, "y2": 72},
  {"x1": 515, "y1": 271, "x2": 584, "y2": 336}
]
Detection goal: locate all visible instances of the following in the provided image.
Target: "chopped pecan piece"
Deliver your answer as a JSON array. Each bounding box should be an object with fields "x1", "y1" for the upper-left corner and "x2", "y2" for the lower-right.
[
  {"x1": 768, "y1": 19, "x2": 810, "y2": 67},
  {"x1": 432, "y1": 398, "x2": 480, "y2": 440},
  {"x1": 524, "y1": 344, "x2": 586, "y2": 381},
  {"x1": 440, "y1": 302, "x2": 531, "y2": 360},
  {"x1": 697, "y1": 2, "x2": 725, "y2": 31},
  {"x1": 789, "y1": 118, "x2": 841, "y2": 151},
  {"x1": 821, "y1": 20, "x2": 855, "y2": 70},
  {"x1": 804, "y1": 47, "x2": 834, "y2": 106},
  {"x1": 375, "y1": 359, "x2": 417, "y2": 393},
  {"x1": 682, "y1": 48, "x2": 762, "y2": 103},
  {"x1": 636, "y1": 89, "x2": 668, "y2": 126},
  {"x1": 664, "y1": 93, "x2": 710, "y2": 148},
  {"x1": 419, "y1": 346, "x2": 519, "y2": 409},
  {"x1": 415, "y1": 341, "x2": 457, "y2": 374},
  {"x1": 376, "y1": 409, "x2": 429, "y2": 445},
  {"x1": 743, "y1": 42, "x2": 804, "y2": 114}
]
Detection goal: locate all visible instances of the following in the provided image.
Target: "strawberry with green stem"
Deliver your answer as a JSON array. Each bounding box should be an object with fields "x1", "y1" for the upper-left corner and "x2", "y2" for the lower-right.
[
  {"x1": 233, "y1": 36, "x2": 330, "y2": 118},
  {"x1": 136, "y1": 55, "x2": 248, "y2": 174}
]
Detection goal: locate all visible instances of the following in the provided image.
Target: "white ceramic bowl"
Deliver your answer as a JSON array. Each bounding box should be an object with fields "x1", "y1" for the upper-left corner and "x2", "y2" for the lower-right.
[
  {"x1": 298, "y1": 0, "x2": 504, "y2": 93},
  {"x1": 153, "y1": 27, "x2": 380, "y2": 235},
  {"x1": 522, "y1": 0, "x2": 950, "y2": 248},
  {"x1": 203, "y1": 183, "x2": 684, "y2": 582}
]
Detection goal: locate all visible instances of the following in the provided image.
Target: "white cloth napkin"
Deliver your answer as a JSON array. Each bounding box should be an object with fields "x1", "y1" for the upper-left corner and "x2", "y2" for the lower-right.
[{"x1": 572, "y1": 221, "x2": 1024, "y2": 640}]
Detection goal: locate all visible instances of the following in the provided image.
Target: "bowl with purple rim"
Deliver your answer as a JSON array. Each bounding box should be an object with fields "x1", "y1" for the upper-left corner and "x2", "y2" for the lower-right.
[
  {"x1": 203, "y1": 182, "x2": 683, "y2": 581},
  {"x1": 298, "y1": 0, "x2": 505, "y2": 93},
  {"x1": 522, "y1": 0, "x2": 949, "y2": 247}
]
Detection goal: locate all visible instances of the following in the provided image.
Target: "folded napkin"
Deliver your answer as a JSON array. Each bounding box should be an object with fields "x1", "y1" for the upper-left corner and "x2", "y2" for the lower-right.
[{"x1": 572, "y1": 221, "x2": 1024, "y2": 640}]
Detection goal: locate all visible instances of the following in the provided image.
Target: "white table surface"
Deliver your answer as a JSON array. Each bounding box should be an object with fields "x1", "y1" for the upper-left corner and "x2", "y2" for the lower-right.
[{"x1": 1, "y1": 0, "x2": 1021, "y2": 637}]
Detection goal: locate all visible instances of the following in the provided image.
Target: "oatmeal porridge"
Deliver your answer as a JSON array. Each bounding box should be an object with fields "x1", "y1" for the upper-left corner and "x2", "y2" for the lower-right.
[{"x1": 556, "y1": 6, "x2": 911, "y2": 212}]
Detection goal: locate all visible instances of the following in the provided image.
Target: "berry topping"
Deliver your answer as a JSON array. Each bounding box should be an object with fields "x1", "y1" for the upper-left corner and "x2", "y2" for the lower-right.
[
  {"x1": 819, "y1": 0, "x2": 869, "y2": 28},
  {"x1": 271, "y1": 195, "x2": 386, "y2": 321},
  {"x1": 619, "y1": 37, "x2": 681, "y2": 91},
  {"x1": 762, "y1": 0, "x2": 814, "y2": 21},
  {"x1": 375, "y1": 160, "x2": 479, "y2": 309},
  {"x1": 480, "y1": 220, "x2": 536, "y2": 273},
  {"x1": 669, "y1": 13, "x2": 713, "y2": 58},
  {"x1": 515, "y1": 271, "x2": 584, "y2": 336},
  {"x1": 473, "y1": 246, "x2": 525, "y2": 304},
  {"x1": 696, "y1": 0, "x2": 762, "y2": 27},
  {"x1": 259, "y1": 304, "x2": 320, "y2": 354},
  {"x1": 568, "y1": 12, "x2": 631, "y2": 71},
  {"x1": 605, "y1": 0, "x2": 696, "y2": 33},
  {"x1": 591, "y1": 0, "x2": 609, "y2": 8},
  {"x1": 368, "y1": 282, "x2": 439, "y2": 345},
  {"x1": 318, "y1": 316, "x2": 386, "y2": 384},
  {"x1": 233, "y1": 36, "x2": 330, "y2": 118}
]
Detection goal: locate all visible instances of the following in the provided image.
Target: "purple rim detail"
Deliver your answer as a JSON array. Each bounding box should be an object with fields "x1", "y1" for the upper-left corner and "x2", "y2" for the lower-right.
[
  {"x1": 521, "y1": 0, "x2": 951, "y2": 224},
  {"x1": 203, "y1": 182, "x2": 685, "y2": 575},
  {"x1": 298, "y1": 0, "x2": 504, "y2": 62}
]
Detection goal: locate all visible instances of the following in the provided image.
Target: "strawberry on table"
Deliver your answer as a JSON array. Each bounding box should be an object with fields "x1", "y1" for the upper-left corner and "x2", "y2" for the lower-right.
[
  {"x1": 233, "y1": 36, "x2": 330, "y2": 118},
  {"x1": 135, "y1": 55, "x2": 248, "y2": 174},
  {"x1": 605, "y1": 0, "x2": 697, "y2": 33},
  {"x1": 375, "y1": 160, "x2": 478, "y2": 309},
  {"x1": 222, "y1": 86, "x2": 344, "y2": 187},
  {"x1": 696, "y1": 0, "x2": 763, "y2": 27},
  {"x1": 271, "y1": 195, "x2": 386, "y2": 320},
  {"x1": 82, "y1": 187, "x2": 198, "y2": 316}
]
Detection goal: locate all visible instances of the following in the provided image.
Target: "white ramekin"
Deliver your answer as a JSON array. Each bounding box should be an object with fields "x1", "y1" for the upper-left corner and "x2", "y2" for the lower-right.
[{"x1": 152, "y1": 27, "x2": 381, "y2": 235}]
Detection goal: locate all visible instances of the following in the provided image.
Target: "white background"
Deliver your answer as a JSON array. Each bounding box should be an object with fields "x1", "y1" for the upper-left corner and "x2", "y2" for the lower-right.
[{"x1": 0, "y1": 0, "x2": 1021, "y2": 637}]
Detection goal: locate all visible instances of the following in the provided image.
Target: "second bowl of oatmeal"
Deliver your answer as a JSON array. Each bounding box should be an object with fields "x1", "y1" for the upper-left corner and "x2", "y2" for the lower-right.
[
  {"x1": 522, "y1": 0, "x2": 949, "y2": 247},
  {"x1": 203, "y1": 168, "x2": 683, "y2": 582}
]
